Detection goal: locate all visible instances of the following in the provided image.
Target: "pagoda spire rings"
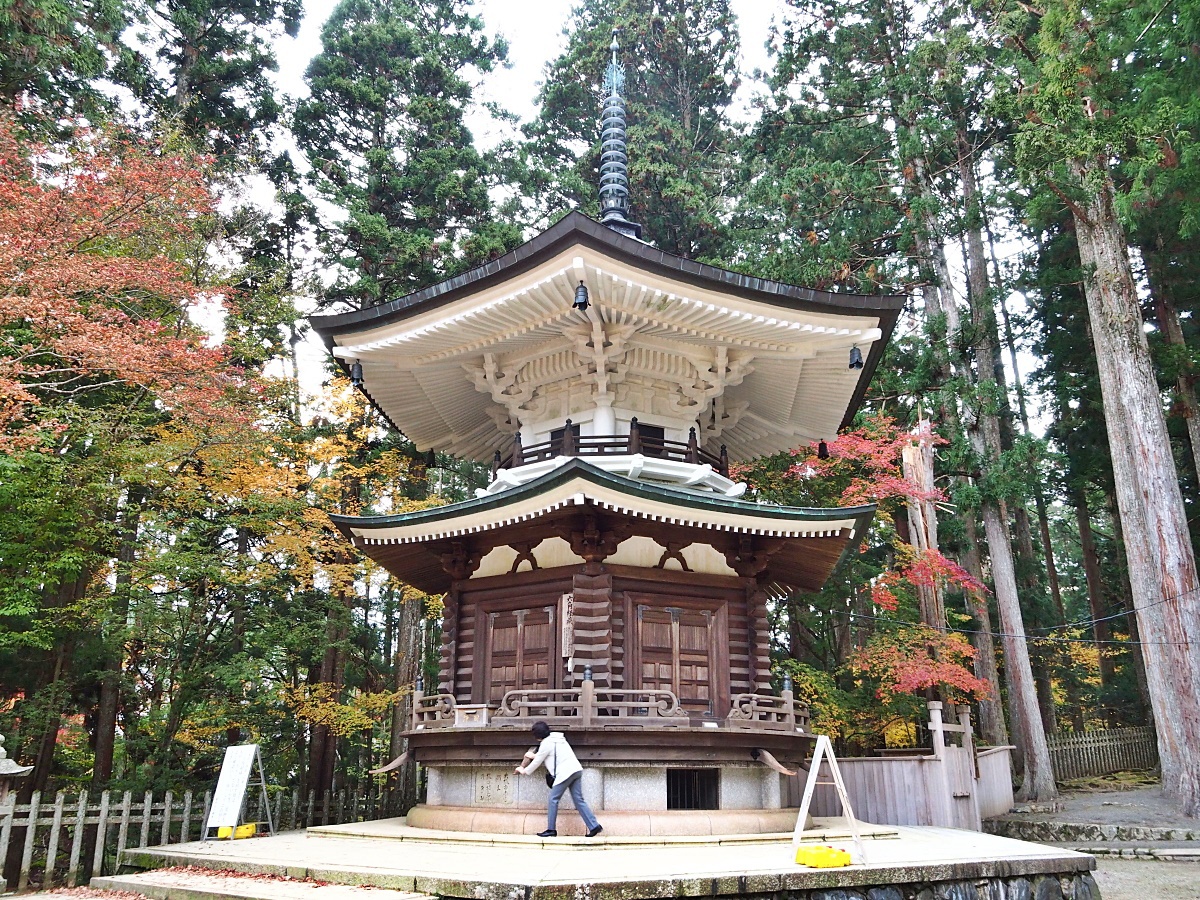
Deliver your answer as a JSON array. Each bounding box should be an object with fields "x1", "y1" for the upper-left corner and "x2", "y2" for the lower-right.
[{"x1": 599, "y1": 28, "x2": 641, "y2": 239}]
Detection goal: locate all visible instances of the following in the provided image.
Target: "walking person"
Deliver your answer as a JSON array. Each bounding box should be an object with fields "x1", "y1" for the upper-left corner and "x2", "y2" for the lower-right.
[{"x1": 514, "y1": 721, "x2": 603, "y2": 837}]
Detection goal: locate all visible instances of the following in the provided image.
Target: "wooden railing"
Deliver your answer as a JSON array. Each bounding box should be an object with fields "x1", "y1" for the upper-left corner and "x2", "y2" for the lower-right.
[
  {"x1": 492, "y1": 684, "x2": 689, "y2": 726},
  {"x1": 411, "y1": 683, "x2": 810, "y2": 731},
  {"x1": 1046, "y1": 726, "x2": 1159, "y2": 781},
  {"x1": 725, "y1": 690, "x2": 810, "y2": 732},
  {"x1": 494, "y1": 418, "x2": 728, "y2": 477},
  {"x1": 0, "y1": 785, "x2": 406, "y2": 891},
  {"x1": 412, "y1": 692, "x2": 457, "y2": 729}
]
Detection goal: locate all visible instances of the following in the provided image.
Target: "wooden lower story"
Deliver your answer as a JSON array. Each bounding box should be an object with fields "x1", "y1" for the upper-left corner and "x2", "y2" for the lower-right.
[{"x1": 439, "y1": 562, "x2": 772, "y2": 716}]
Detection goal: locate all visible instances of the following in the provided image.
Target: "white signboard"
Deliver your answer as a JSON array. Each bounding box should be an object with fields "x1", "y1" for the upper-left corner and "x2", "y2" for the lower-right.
[{"x1": 206, "y1": 744, "x2": 259, "y2": 830}]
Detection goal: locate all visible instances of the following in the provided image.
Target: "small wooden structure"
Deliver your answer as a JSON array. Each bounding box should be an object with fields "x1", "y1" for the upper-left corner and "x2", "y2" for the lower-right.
[{"x1": 795, "y1": 702, "x2": 1015, "y2": 830}]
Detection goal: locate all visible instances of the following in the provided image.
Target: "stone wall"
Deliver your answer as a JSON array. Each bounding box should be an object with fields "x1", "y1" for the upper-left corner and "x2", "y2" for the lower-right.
[{"x1": 777, "y1": 871, "x2": 1100, "y2": 899}]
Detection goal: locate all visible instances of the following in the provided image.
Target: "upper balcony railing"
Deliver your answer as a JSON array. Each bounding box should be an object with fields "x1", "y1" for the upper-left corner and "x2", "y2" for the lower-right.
[{"x1": 493, "y1": 418, "x2": 729, "y2": 478}]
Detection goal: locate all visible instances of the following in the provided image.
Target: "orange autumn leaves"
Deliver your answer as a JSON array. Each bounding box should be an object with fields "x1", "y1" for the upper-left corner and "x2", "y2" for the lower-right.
[{"x1": 0, "y1": 117, "x2": 249, "y2": 447}]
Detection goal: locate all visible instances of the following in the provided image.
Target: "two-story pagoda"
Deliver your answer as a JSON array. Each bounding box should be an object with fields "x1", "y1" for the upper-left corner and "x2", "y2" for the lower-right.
[{"x1": 310, "y1": 36, "x2": 903, "y2": 837}]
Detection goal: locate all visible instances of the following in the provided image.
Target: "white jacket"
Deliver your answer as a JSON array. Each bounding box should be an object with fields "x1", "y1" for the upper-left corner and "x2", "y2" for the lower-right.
[{"x1": 520, "y1": 732, "x2": 582, "y2": 786}]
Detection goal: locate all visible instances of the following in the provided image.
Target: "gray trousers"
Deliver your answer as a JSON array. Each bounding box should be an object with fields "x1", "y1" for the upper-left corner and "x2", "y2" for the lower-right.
[{"x1": 547, "y1": 771, "x2": 599, "y2": 831}]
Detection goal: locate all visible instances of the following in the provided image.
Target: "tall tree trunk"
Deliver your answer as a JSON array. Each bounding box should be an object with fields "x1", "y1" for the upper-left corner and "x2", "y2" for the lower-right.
[
  {"x1": 958, "y1": 127, "x2": 1056, "y2": 799},
  {"x1": 903, "y1": 432, "x2": 947, "y2": 633},
  {"x1": 308, "y1": 609, "x2": 346, "y2": 797},
  {"x1": 987, "y1": 220, "x2": 1066, "y2": 619},
  {"x1": 982, "y1": 502, "x2": 1057, "y2": 799},
  {"x1": 961, "y1": 516, "x2": 1009, "y2": 746},
  {"x1": 93, "y1": 488, "x2": 145, "y2": 787},
  {"x1": 1107, "y1": 492, "x2": 1156, "y2": 727},
  {"x1": 1144, "y1": 251, "x2": 1200, "y2": 487},
  {"x1": 1069, "y1": 155, "x2": 1200, "y2": 815},
  {"x1": 1074, "y1": 490, "x2": 1117, "y2": 689}
]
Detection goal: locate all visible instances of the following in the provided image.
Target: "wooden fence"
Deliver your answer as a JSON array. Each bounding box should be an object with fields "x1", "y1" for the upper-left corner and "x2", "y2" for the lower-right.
[
  {"x1": 0, "y1": 786, "x2": 405, "y2": 892},
  {"x1": 782, "y1": 702, "x2": 1015, "y2": 832},
  {"x1": 1046, "y1": 726, "x2": 1159, "y2": 782}
]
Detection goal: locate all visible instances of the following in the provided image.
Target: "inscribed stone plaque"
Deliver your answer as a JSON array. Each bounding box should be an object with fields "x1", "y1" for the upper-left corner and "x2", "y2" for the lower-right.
[{"x1": 475, "y1": 770, "x2": 514, "y2": 805}]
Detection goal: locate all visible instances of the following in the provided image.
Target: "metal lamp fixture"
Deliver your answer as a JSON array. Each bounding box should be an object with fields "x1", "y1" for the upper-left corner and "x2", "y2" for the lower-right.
[
  {"x1": 817, "y1": 440, "x2": 830, "y2": 460},
  {"x1": 350, "y1": 360, "x2": 364, "y2": 386},
  {"x1": 848, "y1": 345, "x2": 864, "y2": 370},
  {"x1": 573, "y1": 281, "x2": 590, "y2": 311}
]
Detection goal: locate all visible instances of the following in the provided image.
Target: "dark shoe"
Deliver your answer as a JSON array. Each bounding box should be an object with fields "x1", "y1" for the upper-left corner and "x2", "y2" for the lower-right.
[
  {"x1": 537, "y1": 829, "x2": 557, "y2": 837},
  {"x1": 586, "y1": 825, "x2": 603, "y2": 837}
]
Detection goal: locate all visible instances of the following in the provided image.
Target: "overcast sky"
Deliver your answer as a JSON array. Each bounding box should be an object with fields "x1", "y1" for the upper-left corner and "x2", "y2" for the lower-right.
[{"x1": 274, "y1": 0, "x2": 789, "y2": 144}]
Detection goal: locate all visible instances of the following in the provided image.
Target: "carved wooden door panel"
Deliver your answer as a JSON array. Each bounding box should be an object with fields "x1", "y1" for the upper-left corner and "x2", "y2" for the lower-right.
[
  {"x1": 486, "y1": 606, "x2": 555, "y2": 704},
  {"x1": 635, "y1": 605, "x2": 715, "y2": 715},
  {"x1": 637, "y1": 607, "x2": 675, "y2": 693},
  {"x1": 676, "y1": 609, "x2": 712, "y2": 713}
]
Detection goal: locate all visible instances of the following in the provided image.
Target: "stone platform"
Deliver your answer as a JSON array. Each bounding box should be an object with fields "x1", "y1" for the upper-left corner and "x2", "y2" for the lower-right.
[{"x1": 100, "y1": 817, "x2": 1103, "y2": 900}]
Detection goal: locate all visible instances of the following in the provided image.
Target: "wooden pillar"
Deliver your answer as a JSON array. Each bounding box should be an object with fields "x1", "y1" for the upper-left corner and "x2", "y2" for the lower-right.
[{"x1": 928, "y1": 701, "x2": 946, "y2": 758}]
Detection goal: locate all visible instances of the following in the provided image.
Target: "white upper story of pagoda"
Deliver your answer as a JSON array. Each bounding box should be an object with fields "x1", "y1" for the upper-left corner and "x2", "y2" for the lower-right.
[{"x1": 311, "y1": 213, "x2": 904, "y2": 484}]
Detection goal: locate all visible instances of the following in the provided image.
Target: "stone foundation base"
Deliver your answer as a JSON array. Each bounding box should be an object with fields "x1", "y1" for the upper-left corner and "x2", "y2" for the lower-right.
[
  {"x1": 779, "y1": 872, "x2": 1101, "y2": 900},
  {"x1": 404, "y1": 803, "x2": 810, "y2": 836}
]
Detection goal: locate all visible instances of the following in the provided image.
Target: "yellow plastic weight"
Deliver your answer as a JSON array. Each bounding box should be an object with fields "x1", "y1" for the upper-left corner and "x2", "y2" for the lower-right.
[
  {"x1": 217, "y1": 823, "x2": 258, "y2": 839},
  {"x1": 794, "y1": 844, "x2": 852, "y2": 868}
]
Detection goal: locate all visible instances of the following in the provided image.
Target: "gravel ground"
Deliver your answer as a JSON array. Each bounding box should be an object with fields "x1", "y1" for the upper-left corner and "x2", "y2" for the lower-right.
[
  {"x1": 1010, "y1": 781, "x2": 1197, "y2": 829},
  {"x1": 1092, "y1": 858, "x2": 1200, "y2": 899}
]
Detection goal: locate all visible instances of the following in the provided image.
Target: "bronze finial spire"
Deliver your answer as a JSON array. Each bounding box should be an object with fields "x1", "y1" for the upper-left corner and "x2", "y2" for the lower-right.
[{"x1": 598, "y1": 27, "x2": 641, "y2": 239}]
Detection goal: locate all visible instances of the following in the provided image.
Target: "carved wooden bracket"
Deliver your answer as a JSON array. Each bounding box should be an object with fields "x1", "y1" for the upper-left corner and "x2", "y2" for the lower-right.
[
  {"x1": 656, "y1": 541, "x2": 693, "y2": 572},
  {"x1": 564, "y1": 514, "x2": 626, "y2": 564},
  {"x1": 508, "y1": 541, "x2": 540, "y2": 574},
  {"x1": 439, "y1": 540, "x2": 482, "y2": 580},
  {"x1": 722, "y1": 535, "x2": 786, "y2": 579}
]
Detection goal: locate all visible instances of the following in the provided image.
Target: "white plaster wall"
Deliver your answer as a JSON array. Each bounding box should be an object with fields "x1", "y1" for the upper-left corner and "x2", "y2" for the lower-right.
[
  {"x1": 605, "y1": 536, "x2": 736, "y2": 576},
  {"x1": 472, "y1": 538, "x2": 586, "y2": 579}
]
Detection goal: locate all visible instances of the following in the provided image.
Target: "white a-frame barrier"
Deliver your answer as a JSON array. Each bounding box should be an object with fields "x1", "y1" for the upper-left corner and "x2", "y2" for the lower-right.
[
  {"x1": 791, "y1": 734, "x2": 867, "y2": 864},
  {"x1": 203, "y1": 743, "x2": 275, "y2": 840}
]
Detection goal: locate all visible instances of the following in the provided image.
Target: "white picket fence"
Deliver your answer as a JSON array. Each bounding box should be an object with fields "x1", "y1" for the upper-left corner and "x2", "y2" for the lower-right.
[
  {"x1": 1046, "y1": 726, "x2": 1159, "y2": 781},
  {"x1": 0, "y1": 786, "x2": 404, "y2": 891}
]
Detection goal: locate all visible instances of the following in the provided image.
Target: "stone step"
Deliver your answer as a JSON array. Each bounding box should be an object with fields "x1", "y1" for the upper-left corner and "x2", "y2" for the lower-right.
[
  {"x1": 92, "y1": 869, "x2": 434, "y2": 900},
  {"x1": 985, "y1": 817, "x2": 1200, "y2": 844}
]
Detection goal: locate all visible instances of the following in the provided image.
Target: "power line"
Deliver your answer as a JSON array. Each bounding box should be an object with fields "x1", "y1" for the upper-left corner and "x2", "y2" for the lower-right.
[
  {"x1": 1031, "y1": 585, "x2": 1198, "y2": 635},
  {"x1": 828, "y1": 607, "x2": 1193, "y2": 648}
]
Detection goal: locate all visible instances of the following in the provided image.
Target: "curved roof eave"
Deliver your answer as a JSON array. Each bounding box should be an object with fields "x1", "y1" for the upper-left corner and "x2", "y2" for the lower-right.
[
  {"x1": 328, "y1": 457, "x2": 876, "y2": 537},
  {"x1": 310, "y1": 212, "x2": 906, "y2": 431}
]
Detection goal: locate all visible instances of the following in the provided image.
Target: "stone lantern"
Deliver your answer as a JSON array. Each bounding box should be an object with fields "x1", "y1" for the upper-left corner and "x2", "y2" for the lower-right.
[{"x1": 0, "y1": 733, "x2": 33, "y2": 806}]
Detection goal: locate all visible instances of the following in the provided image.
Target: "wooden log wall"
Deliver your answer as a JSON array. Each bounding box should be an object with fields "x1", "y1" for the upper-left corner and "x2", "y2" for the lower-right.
[{"x1": 571, "y1": 570, "x2": 613, "y2": 686}]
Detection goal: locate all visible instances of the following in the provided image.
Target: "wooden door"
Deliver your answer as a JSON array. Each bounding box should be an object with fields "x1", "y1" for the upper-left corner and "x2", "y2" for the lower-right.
[
  {"x1": 486, "y1": 606, "x2": 555, "y2": 704},
  {"x1": 635, "y1": 605, "x2": 715, "y2": 715}
]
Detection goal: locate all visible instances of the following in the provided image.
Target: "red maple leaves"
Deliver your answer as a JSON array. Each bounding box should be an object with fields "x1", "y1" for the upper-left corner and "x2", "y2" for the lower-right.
[
  {"x1": 0, "y1": 116, "x2": 246, "y2": 447},
  {"x1": 790, "y1": 415, "x2": 945, "y2": 507}
]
